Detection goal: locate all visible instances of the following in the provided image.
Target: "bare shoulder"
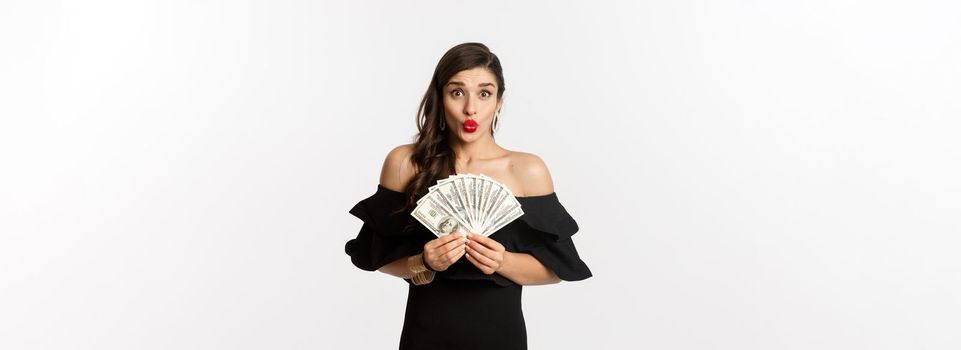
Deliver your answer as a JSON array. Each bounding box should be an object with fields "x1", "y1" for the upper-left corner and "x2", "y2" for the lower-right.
[
  {"x1": 508, "y1": 151, "x2": 554, "y2": 196},
  {"x1": 379, "y1": 144, "x2": 417, "y2": 192}
]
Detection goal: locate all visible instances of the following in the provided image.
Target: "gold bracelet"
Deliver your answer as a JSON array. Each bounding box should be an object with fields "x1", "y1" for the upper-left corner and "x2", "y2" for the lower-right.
[
  {"x1": 407, "y1": 253, "x2": 435, "y2": 285},
  {"x1": 411, "y1": 270, "x2": 435, "y2": 285}
]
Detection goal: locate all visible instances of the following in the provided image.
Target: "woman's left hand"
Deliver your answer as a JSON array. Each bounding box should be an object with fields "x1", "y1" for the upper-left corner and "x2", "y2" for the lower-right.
[{"x1": 464, "y1": 233, "x2": 509, "y2": 275}]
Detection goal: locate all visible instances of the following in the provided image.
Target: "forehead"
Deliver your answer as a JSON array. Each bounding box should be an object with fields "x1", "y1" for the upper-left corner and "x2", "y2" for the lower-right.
[{"x1": 447, "y1": 67, "x2": 497, "y2": 86}]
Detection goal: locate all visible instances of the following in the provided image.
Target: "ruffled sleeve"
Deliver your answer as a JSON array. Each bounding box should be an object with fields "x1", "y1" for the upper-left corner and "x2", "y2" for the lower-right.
[
  {"x1": 344, "y1": 185, "x2": 432, "y2": 271},
  {"x1": 511, "y1": 193, "x2": 593, "y2": 281}
]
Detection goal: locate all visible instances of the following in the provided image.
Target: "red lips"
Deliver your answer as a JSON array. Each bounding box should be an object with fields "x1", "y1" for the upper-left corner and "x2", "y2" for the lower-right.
[{"x1": 462, "y1": 119, "x2": 478, "y2": 133}]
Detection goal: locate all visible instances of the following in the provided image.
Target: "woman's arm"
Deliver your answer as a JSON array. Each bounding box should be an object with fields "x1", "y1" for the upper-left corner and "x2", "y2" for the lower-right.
[
  {"x1": 380, "y1": 245, "x2": 561, "y2": 284},
  {"x1": 378, "y1": 233, "x2": 467, "y2": 278},
  {"x1": 378, "y1": 256, "x2": 416, "y2": 279},
  {"x1": 500, "y1": 251, "x2": 562, "y2": 285},
  {"x1": 382, "y1": 244, "x2": 563, "y2": 284},
  {"x1": 375, "y1": 144, "x2": 418, "y2": 278},
  {"x1": 375, "y1": 144, "x2": 468, "y2": 279},
  {"x1": 468, "y1": 152, "x2": 561, "y2": 285},
  {"x1": 379, "y1": 144, "x2": 416, "y2": 192},
  {"x1": 465, "y1": 233, "x2": 561, "y2": 285}
]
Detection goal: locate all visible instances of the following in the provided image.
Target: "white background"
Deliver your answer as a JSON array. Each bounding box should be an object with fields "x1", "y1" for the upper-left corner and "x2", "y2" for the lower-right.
[{"x1": 1, "y1": 1, "x2": 959, "y2": 349}]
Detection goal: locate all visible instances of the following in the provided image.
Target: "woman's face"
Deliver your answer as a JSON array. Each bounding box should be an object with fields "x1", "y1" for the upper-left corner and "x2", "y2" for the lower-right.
[{"x1": 442, "y1": 67, "x2": 503, "y2": 142}]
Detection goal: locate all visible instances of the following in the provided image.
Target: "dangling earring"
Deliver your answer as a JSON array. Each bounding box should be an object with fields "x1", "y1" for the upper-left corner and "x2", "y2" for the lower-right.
[
  {"x1": 493, "y1": 111, "x2": 500, "y2": 133},
  {"x1": 439, "y1": 116, "x2": 446, "y2": 131}
]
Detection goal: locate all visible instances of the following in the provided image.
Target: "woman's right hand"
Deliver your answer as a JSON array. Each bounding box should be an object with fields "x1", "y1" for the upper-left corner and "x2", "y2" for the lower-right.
[{"x1": 422, "y1": 233, "x2": 467, "y2": 272}]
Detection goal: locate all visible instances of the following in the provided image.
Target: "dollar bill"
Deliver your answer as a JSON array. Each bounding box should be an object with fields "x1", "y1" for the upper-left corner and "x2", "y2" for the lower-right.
[
  {"x1": 411, "y1": 199, "x2": 458, "y2": 236},
  {"x1": 412, "y1": 173, "x2": 524, "y2": 237}
]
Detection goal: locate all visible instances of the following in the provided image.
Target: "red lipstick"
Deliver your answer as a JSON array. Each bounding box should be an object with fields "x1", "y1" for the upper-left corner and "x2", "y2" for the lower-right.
[{"x1": 462, "y1": 119, "x2": 478, "y2": 133}]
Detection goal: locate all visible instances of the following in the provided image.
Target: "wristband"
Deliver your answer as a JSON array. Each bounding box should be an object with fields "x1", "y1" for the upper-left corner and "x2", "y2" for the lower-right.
[
  {"x1": 407, "y1": 253, "x2": 435, "y2": 285},
  {"x1": 421, "y1": 253, "x2": 437, "y2": 272}
]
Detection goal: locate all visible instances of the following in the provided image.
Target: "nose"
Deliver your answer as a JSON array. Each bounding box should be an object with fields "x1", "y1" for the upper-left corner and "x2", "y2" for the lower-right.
[{"x1": 463, "y1": 95, "x2": 477, "y2": 116}]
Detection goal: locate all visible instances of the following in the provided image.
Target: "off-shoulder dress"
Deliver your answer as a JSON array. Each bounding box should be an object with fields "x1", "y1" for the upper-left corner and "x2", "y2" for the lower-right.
[{"x1": 345, "y1": 185, "x2": 592, "y2": 350}]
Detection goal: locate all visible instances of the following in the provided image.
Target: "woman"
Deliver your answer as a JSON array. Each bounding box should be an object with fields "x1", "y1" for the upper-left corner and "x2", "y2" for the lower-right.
[{"x1": 345, "y1": 42, "x2": 592, "y2": 350}]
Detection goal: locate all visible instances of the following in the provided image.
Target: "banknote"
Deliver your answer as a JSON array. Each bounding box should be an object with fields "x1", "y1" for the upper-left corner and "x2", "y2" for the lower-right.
[
  {"x1": 412, "y1": 173, "x2": 524, "y2": 237},
  {"x1": 412, "y1": 193, "x2": 471, "y2": 236}
]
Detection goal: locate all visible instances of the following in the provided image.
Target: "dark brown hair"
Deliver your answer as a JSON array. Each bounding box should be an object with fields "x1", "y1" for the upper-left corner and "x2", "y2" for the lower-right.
[{"x1": 401, "y1": 42, "x2": 506, "y2": 213}]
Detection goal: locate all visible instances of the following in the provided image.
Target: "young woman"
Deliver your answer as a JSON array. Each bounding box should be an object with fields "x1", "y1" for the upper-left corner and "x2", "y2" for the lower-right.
[{"x1": 345, "y1": 42, "x2": 592, "y2": 350}]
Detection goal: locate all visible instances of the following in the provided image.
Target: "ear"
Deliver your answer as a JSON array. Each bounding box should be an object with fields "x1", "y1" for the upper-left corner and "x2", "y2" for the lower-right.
[{"x1": 496, "y1": 95, "x2": 505, "y2": 113}]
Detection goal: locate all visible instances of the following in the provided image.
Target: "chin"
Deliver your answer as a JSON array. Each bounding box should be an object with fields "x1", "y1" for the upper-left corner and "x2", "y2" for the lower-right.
[{"x1": 456, "y1": 130, "x2": 485, "y2": 142}]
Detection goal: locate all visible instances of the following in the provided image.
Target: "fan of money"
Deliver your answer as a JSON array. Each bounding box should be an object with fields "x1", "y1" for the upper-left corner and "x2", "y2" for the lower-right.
[{"x1": 412, "y1": 173, "x2": 524, "y2": 237}]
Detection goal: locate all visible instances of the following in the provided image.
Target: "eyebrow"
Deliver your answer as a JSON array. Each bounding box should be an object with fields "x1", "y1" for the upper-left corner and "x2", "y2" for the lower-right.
[{"x1": 446, "y1": 81, "x2": 497, "y2": 89}]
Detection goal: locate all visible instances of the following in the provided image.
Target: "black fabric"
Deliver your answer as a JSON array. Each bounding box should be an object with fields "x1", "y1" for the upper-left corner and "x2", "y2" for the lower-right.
[
  {"x1": 345, "y1": 185, "x2": 430, "y2": 271},
  {"x1": 400, "y1": 278, "x2": 527, "y2": 350},
  {"x1": 345, "y1": 184, "x2": 592, "y2": 349},
  {"x1": 508, "y1": 192, "x2": 593, "y2": 282}
]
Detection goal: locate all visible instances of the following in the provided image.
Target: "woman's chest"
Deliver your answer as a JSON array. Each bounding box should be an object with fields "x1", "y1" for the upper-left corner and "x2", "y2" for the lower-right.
[{"x1": 454, "y1": 162, "x2": 525, "y2": 196}]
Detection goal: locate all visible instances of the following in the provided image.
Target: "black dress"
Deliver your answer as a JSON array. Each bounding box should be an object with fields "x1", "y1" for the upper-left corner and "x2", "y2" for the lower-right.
[{"x1": 345, "y1": 185, "x2": 592, "y2": 350}]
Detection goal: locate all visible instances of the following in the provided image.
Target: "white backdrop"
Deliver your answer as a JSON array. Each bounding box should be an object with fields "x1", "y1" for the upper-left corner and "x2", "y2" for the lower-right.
[{"x1": 1, "y1": 1, "x2": 959, "y2": 349}]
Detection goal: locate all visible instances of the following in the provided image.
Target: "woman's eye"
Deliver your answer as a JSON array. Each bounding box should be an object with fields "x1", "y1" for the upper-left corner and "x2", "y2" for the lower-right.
[
  {"x1": 480, "y1": 91, "x2": 491, "y2": 98},
  {"x1": 451, "y1": 90, "x2": 463, "y2": 97}
]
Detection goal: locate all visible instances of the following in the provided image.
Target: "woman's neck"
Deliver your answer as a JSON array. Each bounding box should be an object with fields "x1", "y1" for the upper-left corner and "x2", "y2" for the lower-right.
[{"x1": 449, "y1": 135, "x2": 505, "y2": 164}]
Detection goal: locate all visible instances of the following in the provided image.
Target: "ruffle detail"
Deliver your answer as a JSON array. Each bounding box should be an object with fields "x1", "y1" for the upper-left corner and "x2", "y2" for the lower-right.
[
  {"x1": 509, "y1": 193, "x2": 593, "y2": 281},
  {"x1": 515, "y1": 193, "x2": 579, "y2": 241},
  {"x1": 345, "y1": 185, "x2": 432, "y2": 271}
]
